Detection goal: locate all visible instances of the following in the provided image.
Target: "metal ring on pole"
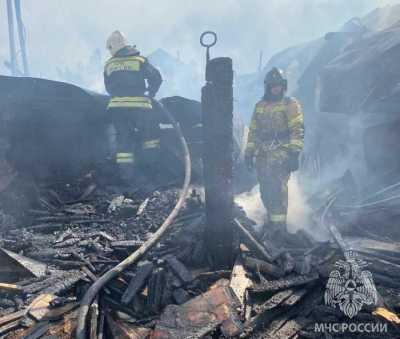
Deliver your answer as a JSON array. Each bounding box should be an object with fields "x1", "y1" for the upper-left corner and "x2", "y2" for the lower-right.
[
  {"x1": 200, "y1": 31, "x2": 217, "y2": 63},
  {"x1": 200, "y1": 31, "x2": 217, "y2": 48}
]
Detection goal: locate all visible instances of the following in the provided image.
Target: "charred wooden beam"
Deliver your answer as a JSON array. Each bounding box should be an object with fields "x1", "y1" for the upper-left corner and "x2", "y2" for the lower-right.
[
  {"x1": 0, "y1": 319, "x2": 21, "y2": 336},
  {"x1": 250, "y1": 273, "x2": 319, "y2": 293},
  {"x1": 147, "y1": 268, "x2": 166, "y2": 313},
  {"x1": 202, "y1": 57, "x2": 234, "y2": 269},
  {"x1": 172, "y1": 288, "x2": 190, "y2": 305},
  {"x1": 23, "y1": 321, "x2": 52, "y2": 339},
  {"x1": 0, "y1": 283, "x2": 22, "y2": 293},
  {"x1": 97, "y1": 305, "x2": 106, "y2": 339},
  {"x1": 106, "y1": 314, "x2": 151, "y2": 339},
  {"x1": 89, "y1": 297, "x2": 99, "y2": 339},
  {"x1": 242, "y1": 254, "x2": 284, "y2": 279},
  {"x1": 0, "y1": 309, "x2": 26, "y2": 327},
  {"x1": 121, "y1": 262, "x2": 153, "y2": 305},
  {"x1": 234, "y1": 219, "x2": 274, "y2": 262},
  {"x1": 110, "y1": 240, "x2": 144, "y2": 249},
  {"x1": 23, "y1": 270, "x2": 84, "y2": 295},
  {"x1": 164, "y1": 255, "x2": 193, "y2": 285},
  {"x1": 153, "y1": 279, "x2": 241, "y2": 338}
]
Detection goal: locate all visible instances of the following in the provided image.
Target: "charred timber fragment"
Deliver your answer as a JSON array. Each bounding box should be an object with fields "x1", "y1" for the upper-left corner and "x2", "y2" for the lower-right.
[
  {"x1": 121, "y1": 262, "x2": 153, "y2": 305},
  {"x1": 234, "y1": 219, "x2": 274, "y2": 262},
  {"x1": 110, "y1": 240, "x2": 145, "y2": 249},
  {"x1": 202, "y1": 57, "x2": 234, "y2": 269},
  {"x1": 147, "y1": 268, "x2": 166, "y2": 313},
  {"x1": 251, "y1": 273, "x2": 319, "y2": 293},
  {"x1": 164, "y1": 255, "x2": 193, "y2": 285},
  {"x1": 153, "y1": 279, "x2": 241, "y2": 338},
  {"x1": 242, "y1": 254, "x2": 284, "y2": 278},
  {"x1": 172, "y1": 288, "x2": 190, "y2": 305},
  {"x1": 106, "y1": 313, "x2": 151, "y2": 339},
  {"x1": 89, "y1": 297, "x2": 99, "y2": 339},
  {"x1": 22, "y1": 270, "x2": 84, "y2": 295},
  {"x1": 0, "y1": 319, "x2": 22, "y2": 336},
  {"x1": 246, "y1": 288, "x2": 308, "y2": 333},
  {"x1": 23, "y1": 321, "x2": 52, "y2": 339}
]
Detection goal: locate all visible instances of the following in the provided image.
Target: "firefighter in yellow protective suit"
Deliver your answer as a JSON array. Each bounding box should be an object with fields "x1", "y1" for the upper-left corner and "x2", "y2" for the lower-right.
[
  {"x1": 245, "y1": 68, "x2": 304, "y2": 237},
  {"x1": 104, "y1": 31, "x2": 162, "y2": 185}
]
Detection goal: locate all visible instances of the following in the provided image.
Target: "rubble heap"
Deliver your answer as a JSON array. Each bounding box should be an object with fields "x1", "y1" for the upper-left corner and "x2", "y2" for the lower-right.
[{"x1": 0, "y1": 177, "x2": 399, "y2": 338}]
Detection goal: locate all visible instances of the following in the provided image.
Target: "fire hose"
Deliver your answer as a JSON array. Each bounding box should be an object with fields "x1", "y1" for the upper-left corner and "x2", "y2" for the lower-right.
[{"x1": 76, "y1": 100, "x2": 192, "y2": 339}]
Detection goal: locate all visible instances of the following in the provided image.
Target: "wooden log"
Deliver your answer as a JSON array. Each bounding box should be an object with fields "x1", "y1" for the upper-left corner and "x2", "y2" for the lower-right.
[
  {"x1": 25, "y1": 223, "x2": 64, "y2": 233},
  {"x1": 0, "y1": 309, "x2": 26, "y2": 327},
  {"x1": 23, "y1": 321, "x2": 52, "y2": 339},
  {"x1": 51, "y1": 259, "x2": 84, "y2": 270},
  {"x1": 254, "y1": 289, "x2": 294, "y2": 314},
  {"x1": 89, "y1": 297, "x2": 99, "y2": 339},
  {"x1": 0, "y1": 319, "x2": 21, "y2": 335},
  {"x1": 242, "y1": 255, "x2": 284, "y2": 279},
  {"x1": 263, "y1": 316, "x2": 312, "y2": 339},
  {"x1": 147, "y1": 268, "x2": 166, "y2": 313},
  {"x1": 111, "y1": 240, "x2": 144, "y2": 249},
  {"x1": 0, "y1": 282, "x2": 22, "y2": 293},
  {"x1": 106, "y1": 314, "x2": 151, "y2": 339},
  {"x1": 165, "y1": 255, "x2": 193, "y2": 285},
  {"x1": 250, "y1": 273, "x2": 319, "y2": 293},
  {"x1": 246, "y1": 288, "x2": 308, "y2": 333},
  {"x1": 121, "y1": 262, "x2": 153, "y2": 305},
  {"x1": 23, "y1": 270, "x2": 84, "y2": 295},
  {"x1": 234, "y1": 219, "x2": 274, "y2": 262},
  {"x1": 249, "y1": 287, "x2": 321, "y2": 336},
  {"x1": 97, "y1": 306, "x2": 106, "y2": 339}
]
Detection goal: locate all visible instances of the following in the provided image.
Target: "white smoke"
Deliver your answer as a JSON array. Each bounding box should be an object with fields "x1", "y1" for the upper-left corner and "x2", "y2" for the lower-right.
[
  {"x1": 1, "y1": 0, "x2": 398, "y2": 81},
  {"x1": 235, "y1": 184, "x2": 267, "y2": 226},
  {"x1": 235, "y1": 173, "x2": 313, "y2": 233}
]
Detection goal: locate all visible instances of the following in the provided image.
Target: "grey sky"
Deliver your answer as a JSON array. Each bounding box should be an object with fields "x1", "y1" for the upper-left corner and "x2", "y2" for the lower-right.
[{"x1": 0, "y1": 0, "x2": 399, "y2": 84}]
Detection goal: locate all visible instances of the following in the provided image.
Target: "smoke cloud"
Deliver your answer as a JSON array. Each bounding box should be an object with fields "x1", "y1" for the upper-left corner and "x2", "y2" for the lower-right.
[
  {"x1": 1, "y1": 0, "x2": 399, "y2": 90},
  {"x1": 235, "y1": 173, "x2": 316, "y2": 235}
]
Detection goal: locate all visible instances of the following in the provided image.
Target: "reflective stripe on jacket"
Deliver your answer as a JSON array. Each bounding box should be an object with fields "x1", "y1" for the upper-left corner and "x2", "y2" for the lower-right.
[
  {"x1": 104, "y1": 46, "x2": 162, "y2": 98},
  {"x1": 107, "y1": 96, "x2": 152, "y2": 109}
]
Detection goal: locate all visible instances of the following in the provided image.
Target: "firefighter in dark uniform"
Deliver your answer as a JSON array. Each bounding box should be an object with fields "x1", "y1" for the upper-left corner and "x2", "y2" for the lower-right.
[
  {"x1": 104, "y1": 30, "x2": 162, "y2": 185},
  {"x1": 245, "y1": 68, "x2": 304, "y2": 237}
]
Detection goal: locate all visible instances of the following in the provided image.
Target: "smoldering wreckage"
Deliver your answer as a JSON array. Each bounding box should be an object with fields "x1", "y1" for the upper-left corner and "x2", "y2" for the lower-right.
[{"x1": 1, "y1": 7, "x2": 400, "y2": 339}]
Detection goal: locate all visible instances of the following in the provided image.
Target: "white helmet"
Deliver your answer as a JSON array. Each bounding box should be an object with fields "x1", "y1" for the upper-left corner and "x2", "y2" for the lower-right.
[{"x1": 106, "y1": 30, "x2": 129, "y2": 56}]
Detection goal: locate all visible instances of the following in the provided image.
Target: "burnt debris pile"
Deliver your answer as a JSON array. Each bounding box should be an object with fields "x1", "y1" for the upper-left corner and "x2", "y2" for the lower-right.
[{"x1": 0, "y1": 177, "x2": 399, "y2": 338}]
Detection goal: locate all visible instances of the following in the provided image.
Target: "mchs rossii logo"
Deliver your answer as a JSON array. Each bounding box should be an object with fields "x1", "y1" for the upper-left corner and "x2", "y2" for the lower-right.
[{"x1": 324, "y1": 250, "x2": 378, "y2": 318}]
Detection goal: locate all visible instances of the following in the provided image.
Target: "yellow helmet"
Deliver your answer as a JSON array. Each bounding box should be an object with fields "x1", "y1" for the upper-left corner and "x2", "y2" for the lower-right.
[{"x1": 106, "y1": 30, "x2": 129, "y2": 56}]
